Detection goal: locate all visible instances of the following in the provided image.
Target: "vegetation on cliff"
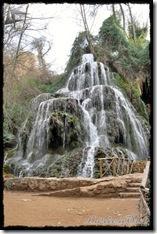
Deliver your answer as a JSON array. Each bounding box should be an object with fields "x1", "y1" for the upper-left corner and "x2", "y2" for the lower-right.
[{"x1": 3, "y1": 4, "x2": 150, "y2": 167}]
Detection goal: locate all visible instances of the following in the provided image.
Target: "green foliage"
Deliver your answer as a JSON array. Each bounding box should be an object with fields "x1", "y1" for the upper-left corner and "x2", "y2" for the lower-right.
[
  {"x1": 125, "y1": 40, "x2": 150, "y2": 73},
  {"x1": 4, "y1": 179, "x2": 14, "y2": 190},
  {"x1": 98, "y1": 15, "x2": 150, "y2": 81},
  {"x1": 3, "y1": 132, "x2": 15, "y2": 146},
  {"x1": 4, "y1": 100, "x2": 30, "y2": 138},
  {"x1": 30, "y1": 73, "x2": 67, "y2": 94},
  {"x1": 66, "y1": 32, "x2": 85, "y2": 75},
  {"x1": 5, "y1": 147, "x2": 17, "y2": 160},
  {"x1": 4, "y1": 70, "x2": 67, "y2": 142},
  {"x1": 99, "y1": 15, "x2": 128, "y2": 52},
  {"x1": 113, "y1": 73, "x2": 131, "y2": 94},
  {"x1": 113, "y1": 73, "x2": 148, "y2": 120},
  {"x1": 4, "y1": 11, "x2": 150, "y2": 153},
  {"x1": 128, "y1": 20, "x2": 148, "y2": 40},
  {"x1": 49, "y1": 111, "x2": 84, "y2": 151},
  {"x1": 66, "y1": 31, "x2": 92, "y2": 75},
  {"x1": 3, "y1": 164, "x2": 11, "y2": 174}
]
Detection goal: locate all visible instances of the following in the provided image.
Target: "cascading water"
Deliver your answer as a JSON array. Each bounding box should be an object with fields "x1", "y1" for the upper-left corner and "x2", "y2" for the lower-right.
[
  {"x1": 7, "y1": 53, "x2": 149, "y2": 178},
  {"x1": 57, "y1": 53, "x2": 149, "y2": 176}
]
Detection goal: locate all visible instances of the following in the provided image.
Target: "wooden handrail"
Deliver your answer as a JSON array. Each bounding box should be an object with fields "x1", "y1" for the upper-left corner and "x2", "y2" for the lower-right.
[
  {"x1": 139, "y1": 188, "x2": 150, "y2": 217},
  {"x1": 138, "y1": 160, "x2": 150, "y2": 224},
  {"x1": 98, "y1": 157, "x2": 135, "y2": 177},
  {"x1": 140, "y1": 161, "x2": 150, "y2": 189}
]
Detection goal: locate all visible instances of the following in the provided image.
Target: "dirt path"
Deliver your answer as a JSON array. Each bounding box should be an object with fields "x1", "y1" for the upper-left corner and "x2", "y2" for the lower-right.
[{"x1": 4, "y1": 190, "x2": 141, "y2": 227}]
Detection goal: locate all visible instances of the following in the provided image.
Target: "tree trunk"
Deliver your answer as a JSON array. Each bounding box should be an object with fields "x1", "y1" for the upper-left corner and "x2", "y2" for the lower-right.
[
  {"x1": 112, "y1": 4, "x2": 116, "y2": 20},
  {"x1": 119, "y1": 4, "x2": 126, "y2": 32},
  {"x1": 80, "y1": 5, "x2": 94, "y2": 55},
  {"x1": 127, "y1": 3, "x2": 136, "y2": 41},
  {"x1": 12, "y1": 4, "x2": 29, "y2": 77}
]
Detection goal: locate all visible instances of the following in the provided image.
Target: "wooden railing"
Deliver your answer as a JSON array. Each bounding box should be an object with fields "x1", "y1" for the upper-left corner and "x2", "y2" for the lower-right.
[
  {"x1": 138, "y1": 161, "x2": 150, "y2": 225},
  {"x1": 140, "y1": 161, "x2": 150, "y2": 189},
  {"x1": 98, "y1": 157, "x2": 150, "y2": 225},
  {"x1": 98, "y1": 157, "x2": 134, "y2": 178}
]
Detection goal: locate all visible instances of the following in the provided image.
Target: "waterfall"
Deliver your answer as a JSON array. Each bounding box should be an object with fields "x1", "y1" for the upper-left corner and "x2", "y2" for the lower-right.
[
  {"x1": 58, "y1": 53, "x2": 149, "y2": 177},
  {"x1": 26, "y1": 99, "x2": 53, "y2": 161},
  {"x1": 7, "y1": 53, "x2": 149, "y2": 178}
]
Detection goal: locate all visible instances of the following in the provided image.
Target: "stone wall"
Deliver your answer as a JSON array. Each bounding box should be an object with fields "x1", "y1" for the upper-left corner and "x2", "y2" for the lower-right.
[
  {"x1": 4, "y1": 177, "x2": 96, "y2": 192},
  {"x1": 4, "y1": 173, "x2": 143, "y2": 194}
]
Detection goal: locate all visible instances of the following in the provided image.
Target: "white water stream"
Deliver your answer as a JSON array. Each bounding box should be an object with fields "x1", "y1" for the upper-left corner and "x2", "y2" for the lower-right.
[{"x1": 8, "y1": 53, "x2": 149, "y2": 178}]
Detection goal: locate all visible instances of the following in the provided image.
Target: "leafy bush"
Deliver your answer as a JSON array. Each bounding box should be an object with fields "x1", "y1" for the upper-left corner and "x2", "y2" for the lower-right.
[
  {"x1": 65, "y1": 31, "x2": 95, "y2": 75},
  {"x1": 3, "y1": 51, "x2": 67, "y2": 141},
  {"x1": 99, "y1": 15, "x2": 128, "y2": 52},
  {"x1": 33, "y1": 73, "x2": 67, "y2": 94},
  {"x1": 99, "y1": 14, "x2": 150, "y2": 81}
]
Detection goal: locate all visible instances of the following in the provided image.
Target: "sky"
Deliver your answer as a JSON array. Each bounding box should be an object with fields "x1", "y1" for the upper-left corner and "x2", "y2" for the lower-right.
[{"x1": 24, "y1": 3, "x2": 150, "y2": 74}]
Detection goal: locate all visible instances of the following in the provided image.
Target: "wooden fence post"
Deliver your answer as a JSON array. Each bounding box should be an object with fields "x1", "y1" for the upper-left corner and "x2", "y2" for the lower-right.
[{"x1": 99, "y1": 159, "x2": 103, "y2": 178}]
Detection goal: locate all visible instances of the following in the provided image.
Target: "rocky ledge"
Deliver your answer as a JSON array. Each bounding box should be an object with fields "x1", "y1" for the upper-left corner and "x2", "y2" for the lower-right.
[{"x1": 4, "y1": 173, "x2": 143, "y2": 199}]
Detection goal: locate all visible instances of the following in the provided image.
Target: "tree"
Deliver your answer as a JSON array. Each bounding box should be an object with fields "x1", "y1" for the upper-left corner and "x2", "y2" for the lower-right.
[
  {"x1": 112, "y1": 4, "x2": 116, "y2": 20},
  {"x1": 31, "y1": 37, "x2": 52, "y2": 80},
  {"x1": 12, "y1": 4, "x2": 29, "y2": 77},
  {"x1": 3, "y1": 4, "x2": 55, "y2": 140},
  {"x1": 3, "y1": 4, "x2": 54, "y2": 79},
  {"x1": 119, "y1": 4, "x2": 126, "y2": 32},
  {"x1": 79, "y1": 4, "x2": 95, "y2": 55},
  {"x1": 127, "y1": 3, "x2": 136, "y2": 41}
]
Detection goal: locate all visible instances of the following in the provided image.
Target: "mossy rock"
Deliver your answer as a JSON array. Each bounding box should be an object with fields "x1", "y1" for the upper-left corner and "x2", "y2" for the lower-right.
[
  {"x1": 113, "y1": 73, "x2": 140, "y2": 97},
  {"x1": 48, "y1": 111, "x2": 85, "y2": 151},
  {"x1": 4, "y1": 147, "x2": 17, "y2": 160},
  {"x1": 5, "y1": 179, "x2": 14, "y2": 190},
  {"x1": 132, "y1": 97, "x2": 149, "y2": 121},
  {"x1": 3, "y1": 133, "x2": 16, "y2": 148},
  {"x1": 47, "y1": 157, "x2": 63, "y2": 177},
  {"x1": 61, "y1": 148, "x2": 83, "y2": 177},
  {"x1": 3, "y1": 164, "x2": 11, "y2": 174},
  {"x1": 44, "y1": 148, "x2": 83, "y2": 177},
  {"x1": 113, "y1": 73, "x2": 149, "y2": 120}
]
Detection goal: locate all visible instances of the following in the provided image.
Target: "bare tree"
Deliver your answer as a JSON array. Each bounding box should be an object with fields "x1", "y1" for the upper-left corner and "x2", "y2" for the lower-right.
[
  {"x1": 12, "y1": 4, "x2": 29, "y2": 76},
  {"x1": 80, "y1": 4, "x2": 95, "y2": 54},
  {"x1": 119, "y1": 4, "x2": 126, "y2": 32},
  {"x1": 32, "y1": 37, "x2": 51, "y2": 69},
  {"x1": 3, "y1": 4, "x2": 54, "y2": 79},
  {"x1": 112, "y1": 4, "x2": 116, "y2": 20},
  {"x1": 127, "y1": 3, "x2": 136, "y2": 41},
  {"x1": 31, "y1": 37, "x2": 52, "y2": 80},
  {"x1": 4, "y1": 6, "x2": 24, "y2": 26}
]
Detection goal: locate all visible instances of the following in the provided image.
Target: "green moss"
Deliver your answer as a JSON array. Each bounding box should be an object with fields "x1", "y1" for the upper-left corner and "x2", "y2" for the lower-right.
[
  {"x1": 5, "y1": 147, "x2": 17, "y2": 160},
  {"x1": 132, "y1": 98, "x2": 149, "y2": 120},
  {"x1": 49, "y1": 111, "x2": 84, "y2": 151},
  {"x1": 5, "y1": 179, "x2": 14, "y2": 190},
  {"x1": 61, "y1": 148, "x2": 82, "y2": 176},
  {"x1": 65, "y1": 31, "x2": 94, "y2": 75},
  {"x1": 113, "y1": 73, "x2": 148, "y2": 120},
  {"x1": 48, "y1": 158, "x2": 62, "y2": 177},
  {"x1": 51, "y1": 111, "x2": 78, "y2": 126},
  {"x1": 3, "y1": 164, "x2": 11, "y2": 174},
  {"x1": 99, "y1": 15, "x2": 128, "y2": 52}
]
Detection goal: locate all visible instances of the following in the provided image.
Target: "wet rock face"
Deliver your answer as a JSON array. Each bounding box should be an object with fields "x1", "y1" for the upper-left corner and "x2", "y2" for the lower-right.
[
  {"x1": 68, "y1": 75, "x2": 79, "y2": 91},
  {"x1": 103, "y1": 87, "x2": 117, "y2": 111},
  {"x1": 6, "y1": 53, "x2": 150, "y2": 178},
  {"x1": 48, "y1": 148, "x2": 83, "y2": 177},
  {"x1": 105, "y1": 111, "x2": 126, "y2": 145},
  {"x1": 6, "y1": 94, "x2": 86, "y2": 177},
  {"x1": 31, "y1": 93, "x2": 53, "y2": 112},
  {"x1": 8, "y1": 147, "x2": 84, "y2": 178},
  {"x1": 48, "y1": 111, "x2": 85, "y2": 151}
]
